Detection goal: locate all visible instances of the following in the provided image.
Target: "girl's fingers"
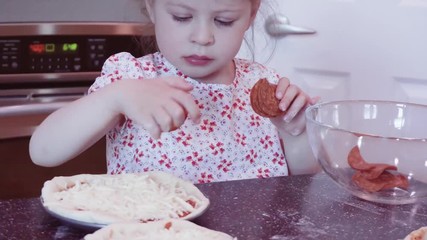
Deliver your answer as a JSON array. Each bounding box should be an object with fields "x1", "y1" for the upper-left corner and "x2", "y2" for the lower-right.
[
  {"x1": 275, "y1": 77, "x2": 290, "y2": 99},
  {"x1": 310, "y1": 96, "x2": 321, "y2": 105},
  {"x1": 279, "y1": 85, "x2": 299, "y2": 112},
  {"x1": 163, "y1": 100, "x2": 187, "y2": 130},
  {"x1": 283, "y1": 94, "x2": 307, "y2": 123},
  {"x1": 144, "y1": 92, "x2": 199, "y2": 137},
  {"x1": 139, "y1": 114, "x2": 161, "y2": 139},
  {"x1": 167, "y1": 77, "x2": 194, "y2": 91},
  {"x1": 153, "y1": 106, "x2": 175, "y2": 133},
  {"x1": 167, "y1": 78, "x2": 200, "y2": 123},
  {"x1": 173, "y1": 91, "x2": 201, "y2": 124},
  {"x1": 272, "y1": 78, "x2": 314, "y2": 136},
  {"x1": 118, "y1": 78, "x2": 200, "y2": 138}
]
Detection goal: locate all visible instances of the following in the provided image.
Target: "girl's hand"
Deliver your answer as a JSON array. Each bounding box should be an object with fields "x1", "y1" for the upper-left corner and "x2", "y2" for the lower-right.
[
  {"x1": 270, "y1": 77, "x2": 319, "y2": 136},
  {"x1": 112, "y1": 77, "x2": 201, "y2": 138}
]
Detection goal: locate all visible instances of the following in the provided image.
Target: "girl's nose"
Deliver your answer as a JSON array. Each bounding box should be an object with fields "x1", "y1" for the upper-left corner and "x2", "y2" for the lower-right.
[{"x1": 190, "y1": 22, "x2": 214, "y2": 46}]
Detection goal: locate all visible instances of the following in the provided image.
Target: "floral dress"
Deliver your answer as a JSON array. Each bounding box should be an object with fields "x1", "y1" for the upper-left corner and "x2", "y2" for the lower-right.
[{"x1": 89, "y1": 52, "x2": 288, "y2": 183}]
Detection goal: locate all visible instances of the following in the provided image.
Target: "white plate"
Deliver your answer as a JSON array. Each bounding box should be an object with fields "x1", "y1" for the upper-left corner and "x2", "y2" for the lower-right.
[
  {"x1": 40, "y1": 172, "x2": 210, "y2": 229},
  {"x1": 42, "y1": 197, "x2": 107, "y2": 230}
]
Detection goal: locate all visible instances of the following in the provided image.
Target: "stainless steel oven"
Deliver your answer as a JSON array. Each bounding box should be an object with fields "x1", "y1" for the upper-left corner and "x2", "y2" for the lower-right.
[
  {"x1": 0, "y1": 22, "x2": 155, "y2": 139},
  {"x1": 0, "y1": 0, "x2": 156, "y2": 198}
]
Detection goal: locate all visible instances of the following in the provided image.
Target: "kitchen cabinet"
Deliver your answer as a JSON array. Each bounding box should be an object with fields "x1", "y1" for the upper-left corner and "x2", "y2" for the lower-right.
[{"x1": 0, "y1": 137, "x2": 106, "y2": 199}]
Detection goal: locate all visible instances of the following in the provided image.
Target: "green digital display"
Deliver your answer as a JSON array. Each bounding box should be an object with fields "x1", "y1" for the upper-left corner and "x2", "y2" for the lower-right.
[
  {"x1": 62, "y1": 43, "x2": 78, "y2": 52},
  {"x1": 29, "y1": 42, "x2": 79, "y2": 55}
]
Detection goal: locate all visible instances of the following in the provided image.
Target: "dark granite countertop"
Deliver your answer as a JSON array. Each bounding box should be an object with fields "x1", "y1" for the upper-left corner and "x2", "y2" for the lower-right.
[{"x1": 1, "y1": 172, "x2": 426, "y2": 240}]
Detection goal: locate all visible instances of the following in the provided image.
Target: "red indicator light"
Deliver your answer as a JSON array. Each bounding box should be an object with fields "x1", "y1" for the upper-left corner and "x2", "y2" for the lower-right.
[{"x1": 29, "y1": 44, "x2": 45, "y2": 54}]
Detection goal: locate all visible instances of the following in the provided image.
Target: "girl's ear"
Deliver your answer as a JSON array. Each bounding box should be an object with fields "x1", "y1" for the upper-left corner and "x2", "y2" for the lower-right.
[
  {"x1": 144, "y1": 0, "x2": 156, "y2": 23},
  {"x1": 248, "y1": 0, "x2": 261, "y2": 28},
  {"x1": 251, "y1": 0, "x2": 261, "y2": 20}
]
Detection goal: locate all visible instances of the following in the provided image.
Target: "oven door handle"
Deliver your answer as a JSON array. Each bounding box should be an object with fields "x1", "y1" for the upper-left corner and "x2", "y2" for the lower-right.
[{"x1": 0, "y1": 102, "x2": 68, "y2": 117}]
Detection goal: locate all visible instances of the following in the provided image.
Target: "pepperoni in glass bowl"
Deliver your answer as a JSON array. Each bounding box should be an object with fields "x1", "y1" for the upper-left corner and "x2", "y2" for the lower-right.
[{"x1": 305, "y1": 100, "x2": 427, "y2": 205}]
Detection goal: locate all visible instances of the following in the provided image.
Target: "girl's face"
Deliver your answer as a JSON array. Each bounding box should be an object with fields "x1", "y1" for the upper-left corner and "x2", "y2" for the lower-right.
[{"x1": 145, "y1": 0, "x2": 259, "y2": 84}]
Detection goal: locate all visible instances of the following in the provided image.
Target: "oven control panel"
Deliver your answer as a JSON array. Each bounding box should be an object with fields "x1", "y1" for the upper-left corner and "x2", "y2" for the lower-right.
[{"x1": 0, "y1": 36, "x2": 151, "y2": 74}]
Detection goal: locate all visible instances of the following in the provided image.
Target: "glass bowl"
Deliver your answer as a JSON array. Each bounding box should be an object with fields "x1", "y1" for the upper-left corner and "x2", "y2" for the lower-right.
[{"x1": 305, "y1": 100, "x2": 427, "y2": 204}]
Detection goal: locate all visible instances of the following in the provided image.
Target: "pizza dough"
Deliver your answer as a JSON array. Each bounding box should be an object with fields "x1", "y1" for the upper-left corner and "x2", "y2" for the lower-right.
[
  {"x1": 41, "y1": 172, "x2": 210, "y2": 225},
  {"x1": 404, "y1": 226, "x2": 427, "y2": 240},
  {"x1": 84, "y1": 219, "x2": 235, "y2": 240},
  {"x1": 250, "y1": 78, "x2": 282, "y2": 118}
]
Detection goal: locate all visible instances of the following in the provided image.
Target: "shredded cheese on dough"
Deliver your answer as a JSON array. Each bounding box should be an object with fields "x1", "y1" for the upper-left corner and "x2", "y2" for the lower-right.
[
  {"x1": 83, "y1": 220, "x2": 235, "y2": 240},
  {"x1": 43, "y1": 173, "x2": 205, "y2": 222},
  {"x1": 95, "y1": 226, "x2": 220, "y2": 239}
]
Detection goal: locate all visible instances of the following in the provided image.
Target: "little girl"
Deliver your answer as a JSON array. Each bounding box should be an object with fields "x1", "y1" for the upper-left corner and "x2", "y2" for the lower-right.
[{"x1": 30, "y1": 0, "x2": 318, "y2": 183}]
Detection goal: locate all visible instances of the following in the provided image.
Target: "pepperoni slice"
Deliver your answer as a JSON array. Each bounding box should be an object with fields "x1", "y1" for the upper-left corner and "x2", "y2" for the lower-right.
[
  {"x1": 382, "y1": 174, "x2": 409, "y2": 190},
  {"x1": 359, "y1": 164, "x2": 397, "y2": 180},
  {"x1": 347, "y1": 145, "x2": 409, "y2": 192},
  {"x1": 352, "y1": 171, "x2": 387, "y2": 192},
  {"x1": 250, "y1": 78, "x2": 282, "y2": 118},
  {"x1": 347, "y1": 146, "x2": 372, "y2": 170},
  {"x1": 352, "y1": 171, "x2": 409, "y2": 192}
]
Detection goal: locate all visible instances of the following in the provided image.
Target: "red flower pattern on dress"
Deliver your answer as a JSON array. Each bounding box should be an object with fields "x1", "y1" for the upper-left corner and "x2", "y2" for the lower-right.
[
  {"x1": 148, "y1": 138, "x2": 163, "y2": 149},
  {"x1": 235, "y1": 133, "x2": 247, "y2": 146},
  {"x1": 132, "y1": 58, "x2": 141, "y2": 68},
  {"x1": 109, "y1": 131, "x2": 117, "y2": 141},
  {"x1": 209, "y1": 142, "x2": 225, "y2": 156},
  {"x1": 113, "y1": 146, "x2": 119, "y2": 159},
  {"x1": 242, "y1": 66, "x2": 250, "y2": 74},
  {"x1": 91, "y1": 52, "x2": 289, "y2": 183},
  {"x1": 198, "y1": 172, "x2": 214, "y2": 183},
  {"x1": 257, "y1": 168, "x2": 271, "y2": 178},
  {"x1": 217, "y1": 159, "x2": 232, "y2": 173},
  {"x1": 175, "y1": 130, "x2": 192, "y2": 147},
  {"x1": 195, "y1": 100, "x2": 205, "y2": 110},
  {"x1": 271, "y1": 152, "x2": 285, "y2": 166},
  {"x1": 158, "y1": 154, "x2": 172, "y2": 169},
  {"x1": 245, "y1": 149, "x2": 258, "y2": 164},
  {"x1": 260, "y1": 135, "x2": 274, "y2": 149},
  {"x1": 109, "y1": 55, "x2": 119, "y2": 62},
  {"x1": 134, "y1": 148, "x2": 144, "y2": 164},
  {"x1": 112, "y1": 163, "x2": 126, "y2": 174},
  {"x1": 125, "y1": 120, "x2": 133, "y2": 129},
  {"x1": 249, "y1": 114, "x2": 262, "y2": 127},
  {"x1": 220, "y1": 105, "x2": 231, "y2": 119},
  {"x1": 209, "y1": 90, "x2": 224, "y2": 102},
  {"x1": 122, "y1": 133, "x2": 134, "y2": 147},
  {"x1": 200, "y1": 119, "x2": 217, "y2": 133},
  {"x1": 232, "y1": 98, "x2": 246, "y2": 111},
  {"x1": 186, "y1": 152, "x2": 203, "y2": 166}
]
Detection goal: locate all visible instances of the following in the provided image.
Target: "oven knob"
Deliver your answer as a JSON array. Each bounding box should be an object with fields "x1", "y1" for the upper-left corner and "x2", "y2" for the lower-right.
[{"x1": 74, "y1": 65, "x2": 81, "y2": 71}]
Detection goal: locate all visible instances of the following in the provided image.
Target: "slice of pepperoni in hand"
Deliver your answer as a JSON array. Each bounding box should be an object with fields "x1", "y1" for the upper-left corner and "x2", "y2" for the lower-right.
[{"x1": 250, "y1": 78, "x2": 282, "y2": 118}]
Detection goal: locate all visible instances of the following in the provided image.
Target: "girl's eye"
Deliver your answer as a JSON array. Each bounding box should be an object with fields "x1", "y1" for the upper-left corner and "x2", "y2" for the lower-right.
[
  {"x1": 172, "y1": 15, "x2": 192, "y2": 22},
  {"x1": 215, "y1": 19, "x2": 234, "y2": 27}
]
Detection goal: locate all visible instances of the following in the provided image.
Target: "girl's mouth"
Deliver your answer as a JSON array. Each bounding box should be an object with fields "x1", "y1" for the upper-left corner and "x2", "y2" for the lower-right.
[{"x1": 183, "y1": 55, "x2": 213, "y2": 66}]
